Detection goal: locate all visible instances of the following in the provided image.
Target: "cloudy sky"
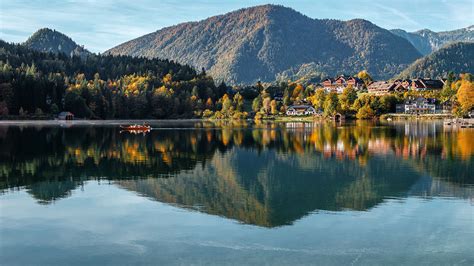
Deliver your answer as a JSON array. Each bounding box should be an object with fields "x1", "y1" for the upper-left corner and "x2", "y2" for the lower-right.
[{"x1": 1, "y1": 0, "x2": 473, "y2": 53}]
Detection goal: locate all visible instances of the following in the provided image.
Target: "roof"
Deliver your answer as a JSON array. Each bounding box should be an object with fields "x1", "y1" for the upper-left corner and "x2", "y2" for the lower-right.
[
  {"x1": 421, "y1": 79, "x2": 444, "y2": 88},
  {"x1": 288, "y1": 105, "x2": 315, "y2": 110},
  {"x1": 58, "y1": 111, "x2": 74, "y2": 116},
  {"x1": 322, "y1": 78, "x2": 335, "y2": 83},
  {"x1": 347, "y1": 77, "x2": 363, "y2": 83},
  {"x1": 368, "y1": 81, "x2": 395, "y2": 90},
  {"x1": 412, "y1": 79, "x2": 444, "y2": 89}
]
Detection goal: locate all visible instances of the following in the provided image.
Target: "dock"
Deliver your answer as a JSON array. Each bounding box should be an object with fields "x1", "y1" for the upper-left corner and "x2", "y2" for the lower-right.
[{"x1": 443, "y1": 118, "x2": 474, "y2": 128}]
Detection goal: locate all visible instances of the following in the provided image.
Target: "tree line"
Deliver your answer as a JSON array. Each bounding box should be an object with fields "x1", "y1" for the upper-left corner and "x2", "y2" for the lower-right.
[
  {"x1": 0, "y1": 40, "x2": 226, "y2": 118},
  {"x1": 0, "y1": 40, "x2": 472, "y2": 119}
]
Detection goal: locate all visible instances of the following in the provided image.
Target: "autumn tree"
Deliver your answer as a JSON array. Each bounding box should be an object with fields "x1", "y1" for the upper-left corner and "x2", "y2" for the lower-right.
[
  {"x1": 456, "y1": 79, "x2": 474, "y2": 116},
  {"x1": 262, "y1": 97, "x2": 271, "y2": 114},
  {"x1": 323, "y1": 92, "x2": 339, "y2": 117},
  {"x1": 205, "y1": 97, "x2": 214, "y2": 110},
  {"x1": 220, "y1": 94, "x2": 233, "y2": 115},
  {"x1": 252, "y1": 95, "x2": 262, "y2": 113},
  {"x1": 339, "y1": 86, "x2": 357, "y2": 113},
  {"x1": 270, "y1": 100, "x2": 278, "y2": 115},
  {"x1": 233, "y1": 92, "x2": 244, "y2": 112},
  {"x1": 357, "y1": 70, "x2": 373, "y2": 87},
  {"x1": 292, "y1": 83, "x2": 304, "y2": 102},
  {"x1": 356, "y1": 104, "x2": 375, "y2": 119},
  {"x1": 310, "y1": 88, "x2": 326, "y2": 111}
]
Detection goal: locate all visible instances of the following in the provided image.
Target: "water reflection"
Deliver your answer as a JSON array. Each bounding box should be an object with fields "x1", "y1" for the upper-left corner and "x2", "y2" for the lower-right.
[{"x1": 0, "y1": 121, "x2": 472, "y2": 227}]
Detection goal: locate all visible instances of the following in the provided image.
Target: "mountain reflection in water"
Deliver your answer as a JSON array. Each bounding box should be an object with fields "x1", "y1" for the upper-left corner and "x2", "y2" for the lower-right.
[{"x1": 0, "y1": 121, "x2": 472, "y2": 227}]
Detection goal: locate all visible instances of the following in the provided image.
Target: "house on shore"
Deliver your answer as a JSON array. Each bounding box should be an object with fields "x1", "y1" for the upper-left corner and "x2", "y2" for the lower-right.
[
  {"x1": 286, "y1": 105, "x2": 318, "y2": 116},
  {"x1": 440, "y1": 100, "x2": 454, "y2": 114},
  {"x1": 396, "y1": 97, "x2": 437, "y2": 114},
  {"x1": 322, "y1": 76, "x2": 363, "y2": 93},
  {"x1": 367, "y1": 81, "x2": 406, "y2": 95},
  {"x1": 58, "y1": 111, "x2": 74, "y2": 120},
  {"x1": 409, "y1": 78, "x2": 444, "y2": 91}
]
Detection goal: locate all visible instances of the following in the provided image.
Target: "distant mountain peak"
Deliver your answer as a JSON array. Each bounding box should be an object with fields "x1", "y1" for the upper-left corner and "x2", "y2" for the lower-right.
[
  {"x1": 238, "y1": 4, "x2": 299, "y2": 13},
  {"x1": 23, "y1": 28, "x2": 90, "y2": 58},
  {"x1": 391, "y1": 26, "x2": 474, "y2": 55},
  {"x1": 416, "y1": 28, "x2": 435, "y2": 34}
]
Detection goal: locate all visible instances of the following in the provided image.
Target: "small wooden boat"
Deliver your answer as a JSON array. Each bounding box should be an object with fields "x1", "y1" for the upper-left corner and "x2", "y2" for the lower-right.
[{"x1": 120, "y1": 124, "x2": 151, "y2": 131}]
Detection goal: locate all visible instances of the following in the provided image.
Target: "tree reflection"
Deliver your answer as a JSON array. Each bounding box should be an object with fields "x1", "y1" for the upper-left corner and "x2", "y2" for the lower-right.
[{"x1": 0, "y1": 121, "x2": 472, "y2": 226}]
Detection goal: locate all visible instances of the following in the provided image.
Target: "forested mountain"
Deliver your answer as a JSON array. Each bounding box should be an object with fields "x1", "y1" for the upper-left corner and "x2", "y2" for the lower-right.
[
  {"x1": 106, "y1": 4, "x2": 422, "y2": 84},
  {"x1": 23, "y1": 28, "x2": 91, "y2": 58},
  {"x1": 0, "y1": 40, "x2": 221, "y2": 118},
  {"x1": 391, "y1": 26, "x2": 474, "y2": 55},
  {"x1": 397, "y1": 42, "x2": 474, "y2": 79}
]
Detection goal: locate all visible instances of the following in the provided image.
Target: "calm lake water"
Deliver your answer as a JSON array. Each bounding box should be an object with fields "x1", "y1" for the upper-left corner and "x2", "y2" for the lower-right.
[{"x1": 0, "y1": 120, "x2": 473, "y2": 265}]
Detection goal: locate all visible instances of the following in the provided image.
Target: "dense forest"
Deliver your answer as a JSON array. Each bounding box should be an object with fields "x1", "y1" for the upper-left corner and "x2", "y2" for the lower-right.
[
  {"x1": 0, "y1": 40, "x2": 226, "y2": 118},
  {"x1": 397, "y1": 42, "x2": 474, "y2": 79},
  {"x1": 1, "y1": 39, "x2": 473, "y2": 119}
]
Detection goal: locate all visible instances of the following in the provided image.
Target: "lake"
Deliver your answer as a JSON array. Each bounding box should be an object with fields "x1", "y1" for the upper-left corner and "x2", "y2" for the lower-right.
[{"x1": 0, "y1": 120, "x2": 473, "y2": 265}]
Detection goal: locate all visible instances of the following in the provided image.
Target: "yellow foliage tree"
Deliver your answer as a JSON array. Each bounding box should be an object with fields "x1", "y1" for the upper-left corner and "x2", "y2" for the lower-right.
[
  {"x1": 270, "y1": 100, "x2": 277, "y2": 115},
  {"x1": 292, "y1": 83, "x2": 304, "y2": 100},
  {"x1": 357, "y1": 70, "x2": 373, "y2": 86},
  {"x1": 456, "y1": 79, "x2": 474, "y2": 115},
  {"x1": 205, "y1": 97, "x2": 213, "y2": 109},
  {"x1": 163, "y1": 73, "x2": 172, "y2": 83}
]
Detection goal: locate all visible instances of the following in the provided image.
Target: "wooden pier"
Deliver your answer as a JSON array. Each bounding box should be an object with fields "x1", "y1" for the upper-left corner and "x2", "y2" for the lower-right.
[{"x1": 444, "y1": 118, "x2": 474, "y2": 128}]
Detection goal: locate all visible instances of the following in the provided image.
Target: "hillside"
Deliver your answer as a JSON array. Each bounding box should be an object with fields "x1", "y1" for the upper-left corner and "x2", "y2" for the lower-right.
[
  {"x1": 397, "y1": 42, "x2": 474, "y2": 79},
  {"x1": 106, "y1": 4, "x2": 422, "y2": 84},
  {"x1": 0, "y1": 40, "x2": 218, "y2": 118},
  {"x1": 391, "y1": 26, "x2": 474, "y2": 55},
  {"x1": 23, "y1": 28, "x2": 91, "y2": 58},
  {"x1": 0, "y1": 40, "x2": 196, "y2": 80}
]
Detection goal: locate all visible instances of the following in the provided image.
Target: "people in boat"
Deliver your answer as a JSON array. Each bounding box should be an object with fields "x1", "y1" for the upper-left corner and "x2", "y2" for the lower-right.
[{"x1": 120, "y1": 123, "x2": 151, "y2": 130}]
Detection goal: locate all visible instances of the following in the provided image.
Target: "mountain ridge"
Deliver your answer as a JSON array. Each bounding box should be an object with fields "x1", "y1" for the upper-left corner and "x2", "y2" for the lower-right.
[
  {"x1": 105, "y1": 4, "x2": 422, "y2": 84},
  {"x1": 391, "y1": 25, "x2": 474, "y2": 55},
  {"x1": 397, "y1": 41, "x2": 474, "y2": 79}
]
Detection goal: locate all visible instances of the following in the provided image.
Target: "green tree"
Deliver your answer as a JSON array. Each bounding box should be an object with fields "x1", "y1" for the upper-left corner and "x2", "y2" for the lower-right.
[
  {"x1": 252, "y1": 95, "x2": 262, "y2": 113},
  {"x1": 323, "y1": 92, "x2": 339, "y2": 117},
  {"x1": 50, "y1": 103, "x2": 59, "y2": 114},
  {"x1": 379, "y1": 94, "x2": 398, "y2": 114},
  {"x1": 356, "y1": 104, "x2": 375, "y2": 119},
  {"x1": 339, "y1": 86, "x2": 357, "y2": 113},
  {"x1": 283, "y1": 87, "x2": 291, "y2": 107}
]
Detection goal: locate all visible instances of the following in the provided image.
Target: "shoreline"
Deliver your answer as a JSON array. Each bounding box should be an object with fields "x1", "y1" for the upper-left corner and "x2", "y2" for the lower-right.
[
  {"x1": 0, "y1": 114, "x2": 457, "y2": 125},
  {"x1": 379, "y1": 113, "x2": 454, "y2": 120}
]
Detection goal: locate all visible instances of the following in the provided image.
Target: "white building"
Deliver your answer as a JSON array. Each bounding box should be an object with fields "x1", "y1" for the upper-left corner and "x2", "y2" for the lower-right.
[
  {"x1": 286, "y1": 105, "x2": 318, "y2": 116},
  {"x1": 396, "y1": 98, "x2": 436, "y2": 114}
]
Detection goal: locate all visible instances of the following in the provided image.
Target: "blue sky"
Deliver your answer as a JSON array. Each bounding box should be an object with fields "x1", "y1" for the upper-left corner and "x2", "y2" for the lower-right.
[{"x1": 1, "y1": 0, "x2": 473, "y2": 52}]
